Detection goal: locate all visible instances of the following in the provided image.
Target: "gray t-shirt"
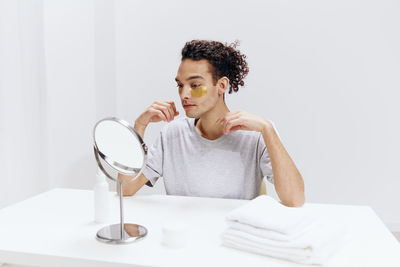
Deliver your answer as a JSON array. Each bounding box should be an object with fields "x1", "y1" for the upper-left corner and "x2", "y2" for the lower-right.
[{"x1": 141, "y1": 117, "x2": 276, "y2": 200}]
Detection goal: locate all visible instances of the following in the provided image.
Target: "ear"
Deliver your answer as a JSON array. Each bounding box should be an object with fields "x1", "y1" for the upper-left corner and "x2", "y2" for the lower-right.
[{"x1": 217, "y1": 77, "x2": 229, "y2": 96}]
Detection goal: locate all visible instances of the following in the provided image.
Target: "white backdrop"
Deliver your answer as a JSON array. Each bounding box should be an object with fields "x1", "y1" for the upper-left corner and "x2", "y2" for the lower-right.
[
  {"x1": 0, "y1": 0, "x2": 399, "y2": 231},
  {"x1": 0, "y1": 0, "x2": 48, "y2": 208},
  {"x1": 114, "y1": 0, "x2": 400, "y2": 230}
]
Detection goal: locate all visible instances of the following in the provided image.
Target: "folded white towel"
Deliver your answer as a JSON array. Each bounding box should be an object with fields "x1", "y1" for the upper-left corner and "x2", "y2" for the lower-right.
[
  {"x1": 226, "y1": 195, "x2": 315, "y2": 236},
  {"x1": 222, "y1": 220, "x2": 347, "y2": 265},
  {"x1": 222, "y1": 195, "x2": 349, "y2": 265},
  {"x1": 226, "y1": 219, "x2": 318, "y2": 242}
]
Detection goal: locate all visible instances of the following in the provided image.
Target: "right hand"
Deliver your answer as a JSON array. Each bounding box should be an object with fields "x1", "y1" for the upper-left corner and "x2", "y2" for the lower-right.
[{"x1": 135, "y1": 101, "x2": 179, "y2": 129}]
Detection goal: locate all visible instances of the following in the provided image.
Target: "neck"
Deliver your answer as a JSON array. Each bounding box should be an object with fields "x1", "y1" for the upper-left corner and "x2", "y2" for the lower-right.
[{"x1": 195, "y1": 99, "x2": 230, "y2": 140}]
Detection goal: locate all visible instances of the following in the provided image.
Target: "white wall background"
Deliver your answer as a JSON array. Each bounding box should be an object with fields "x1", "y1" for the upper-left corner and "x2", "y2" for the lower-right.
[
  {"x1": 0, "y1": 0, "x2": 48, "y2": 208},
  {"x1": 114, "y1": 0, "x2": 400, "y2": 230},
  {"x1": 1, "y1": 0, "x2": 399, "y2": 231}
]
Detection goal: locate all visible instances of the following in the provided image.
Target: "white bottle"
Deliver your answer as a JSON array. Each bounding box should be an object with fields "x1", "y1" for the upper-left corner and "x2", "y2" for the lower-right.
[{"x1": 94, "y1": 167, "x2": 110, "y2": 223}]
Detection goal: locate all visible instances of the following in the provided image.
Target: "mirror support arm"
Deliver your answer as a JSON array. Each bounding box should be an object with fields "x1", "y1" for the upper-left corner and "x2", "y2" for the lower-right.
[{"x1": 119, "y1": 181, "x2": 124, "y2": 238}]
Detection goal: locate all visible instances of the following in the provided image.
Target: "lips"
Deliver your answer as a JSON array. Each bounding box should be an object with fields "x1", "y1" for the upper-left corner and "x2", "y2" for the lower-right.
[{"x1": 183, "y1": 104, "x2": 196, "y2": 109}]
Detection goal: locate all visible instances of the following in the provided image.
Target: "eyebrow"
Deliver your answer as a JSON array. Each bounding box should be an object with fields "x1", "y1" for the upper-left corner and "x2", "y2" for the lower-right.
[{"x1": 175, "y1": 75, "x2": 205, "y2": 82}]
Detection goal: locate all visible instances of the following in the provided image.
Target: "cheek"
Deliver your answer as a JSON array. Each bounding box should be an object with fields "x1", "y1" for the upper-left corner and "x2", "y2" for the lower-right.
[
  {"x1": 197, "y1": 88, "x2": 218, "y2": 110},
  {"x1": 190, "y1": 86, "x2": 208, "y2": 98}
]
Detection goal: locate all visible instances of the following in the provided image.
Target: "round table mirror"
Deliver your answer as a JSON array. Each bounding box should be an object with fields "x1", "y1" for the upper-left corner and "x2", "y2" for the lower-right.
[{"x1": 93, "y1": 117, "x2": 148, "y2": 244}]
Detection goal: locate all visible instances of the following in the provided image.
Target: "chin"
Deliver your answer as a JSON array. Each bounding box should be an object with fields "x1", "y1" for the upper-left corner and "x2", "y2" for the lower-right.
[
  {"x1": 185, "y1": 112, "x2": 197, "y2": 118},
  {"x1": 185, "y1": 110, "x2": 201, "y2": 118}
]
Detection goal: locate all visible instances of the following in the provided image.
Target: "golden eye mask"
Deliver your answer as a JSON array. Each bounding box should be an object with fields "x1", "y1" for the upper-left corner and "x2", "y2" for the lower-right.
[
  {"x1": 190, "y1": 86, "x2": 207, "y2": 98},
  {"x1": 178, "y1": 86, "x2": 208, "y2": 98}
]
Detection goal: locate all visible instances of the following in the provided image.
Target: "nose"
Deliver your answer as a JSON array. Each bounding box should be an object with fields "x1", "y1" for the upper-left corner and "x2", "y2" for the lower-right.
[{"x1": 179, "y1": 86, "x2": 191, "y2": 100}]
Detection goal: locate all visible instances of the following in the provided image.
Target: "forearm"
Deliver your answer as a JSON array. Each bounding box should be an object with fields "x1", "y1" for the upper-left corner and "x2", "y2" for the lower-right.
[
  {"x1": 134, "y1": 121, "x2": 147, "y2": 139},
  {"x1": 116, "y1": 173, "x2": 149, "y2": 196},
  {"x1": 261, "y1": 121, "x2": 305, "y2": 207}
]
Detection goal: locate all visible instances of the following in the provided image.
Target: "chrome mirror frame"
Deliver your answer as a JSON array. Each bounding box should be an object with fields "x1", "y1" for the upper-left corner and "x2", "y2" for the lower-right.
[{"x1": 93, "y1": 117, "x2": 148, "y2": 244}]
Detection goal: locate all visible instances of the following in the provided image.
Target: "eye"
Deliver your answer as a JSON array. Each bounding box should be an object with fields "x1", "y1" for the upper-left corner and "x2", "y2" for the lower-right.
[
  {"x1": 191, "y1": 84, "x2": 201, "y2": 89},
  {"x1": 176, "y1": 84, "x2": 183, "y2": 89}
]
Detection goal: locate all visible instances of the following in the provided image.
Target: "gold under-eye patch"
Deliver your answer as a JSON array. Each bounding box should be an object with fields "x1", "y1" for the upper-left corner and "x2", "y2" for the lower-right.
[{"x1": 190, "y1": 86, "x2": 208, "y2": 98}]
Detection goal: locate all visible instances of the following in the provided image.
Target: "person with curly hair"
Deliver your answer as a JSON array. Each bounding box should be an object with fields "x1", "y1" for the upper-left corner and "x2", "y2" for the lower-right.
[{"x1": 119, "y1": 40, "x2": 305, "y2": 207}]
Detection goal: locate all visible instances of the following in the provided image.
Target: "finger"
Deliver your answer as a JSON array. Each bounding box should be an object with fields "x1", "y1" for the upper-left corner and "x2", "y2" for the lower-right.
[
  {"x1": 229, "y1": 125, "x2": 242, "y2": 133},
  {"x1": 162, "y1": 100, "x2": 176, "y2": 111},
  {"x1": 153, "y1": 104, "x2": 171, "y2": 121},
  {"x1": 222, "y1": 112, "x2": 243, "y2": 131},
  {"x1": 163, "y1": 100, "x2": 177, "y2": 109},
  {"x1": 149, "y1": 108, "x2": 167, "y2": 121},
  {"x1": 224, "y1": 112, "x2": 241, "y2": 122},
  {"x1": 154, "y1": 101, "x2": 173, "y2": 111},
  {"x1": 218, "y1": 117, "x2": 227, "y2": 127},
  {"x1": 222, "y1": 117, "x2": 231, "y2": 133},
  {"x1": 153, "y1": 103, "x2": 173, "y2": 121},
  {"x1": 154, "y1": 109, "x2": 168, "y2": 121},
  {"x1": 170, "y1": 102, "x2": 179, "y2": 116},
  {"x1": 163, "y1": 102, "x2": 178, "y2": 120},
  {"x1": 149, "y1": 107, "x2": 167, "y2": 121},
  {"x1": 216, "y1": 111, "x2": 241, "y2": 125},
  {"x1": 154, "y1": 102, "x2": 174, "y2": 120},
  {"x1": 216, "y1": 116, "x2": 228, "y2": 125},
  {"x1": 224, "y1": 118, "x2": 242, "y2": 134}
]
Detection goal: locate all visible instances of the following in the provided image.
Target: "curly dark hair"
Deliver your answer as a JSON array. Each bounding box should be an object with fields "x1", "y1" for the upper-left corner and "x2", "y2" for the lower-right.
[{"x1": 181, "y1": 40, "x2": 249, "y2": 94}]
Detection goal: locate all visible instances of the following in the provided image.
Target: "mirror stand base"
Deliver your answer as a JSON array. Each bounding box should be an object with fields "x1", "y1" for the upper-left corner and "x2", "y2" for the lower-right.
[{"x1": 96, "y1": 223, "x2": 147, "y2": 244}]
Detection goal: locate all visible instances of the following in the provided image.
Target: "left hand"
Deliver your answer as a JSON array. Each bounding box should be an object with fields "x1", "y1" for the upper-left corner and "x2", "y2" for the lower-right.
[{"x1": 215, "y1": 110, "x2": 271, "y2": 134}]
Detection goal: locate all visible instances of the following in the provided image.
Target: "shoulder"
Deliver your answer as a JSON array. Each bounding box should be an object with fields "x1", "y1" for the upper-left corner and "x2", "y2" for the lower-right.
[
  {"x1": 232, "y1": 119, "x2": 280, "y2": 143},
  {"x1": 228, "y1": 129, "x2": 263, "y2": 146},
  {"x1": 159, "y1": 117, "x2": 192, "y2": 137}
]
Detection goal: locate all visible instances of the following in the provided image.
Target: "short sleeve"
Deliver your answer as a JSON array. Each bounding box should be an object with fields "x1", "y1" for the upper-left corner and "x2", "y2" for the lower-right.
[
  {"x1": 258, "y1": 120, "x2": 281, "y2": 184},
  {"x1": 141, "y1": 130, "x2": 164, "y2": 187}
]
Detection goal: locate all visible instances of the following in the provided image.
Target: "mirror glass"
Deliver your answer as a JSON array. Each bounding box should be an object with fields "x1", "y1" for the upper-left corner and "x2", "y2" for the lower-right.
[{"x1": 93, "y1": 118, "x2": 146, "y2": 182}]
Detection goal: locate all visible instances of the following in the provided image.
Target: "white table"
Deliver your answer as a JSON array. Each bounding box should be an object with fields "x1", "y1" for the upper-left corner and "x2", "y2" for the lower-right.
[{"x1": 0, "y1": 188, "x2": 399, "y2": 267}]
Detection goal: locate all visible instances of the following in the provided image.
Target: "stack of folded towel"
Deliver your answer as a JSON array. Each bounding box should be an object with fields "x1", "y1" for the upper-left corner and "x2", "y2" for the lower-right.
[{"x1": 221, "y1": 195, "x2": 347, "y2": 265}]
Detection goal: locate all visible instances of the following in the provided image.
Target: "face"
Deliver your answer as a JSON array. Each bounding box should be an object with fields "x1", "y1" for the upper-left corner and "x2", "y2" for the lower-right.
[{"x1": 175, "y1": 59, "x2": 225, "y2": 118}]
